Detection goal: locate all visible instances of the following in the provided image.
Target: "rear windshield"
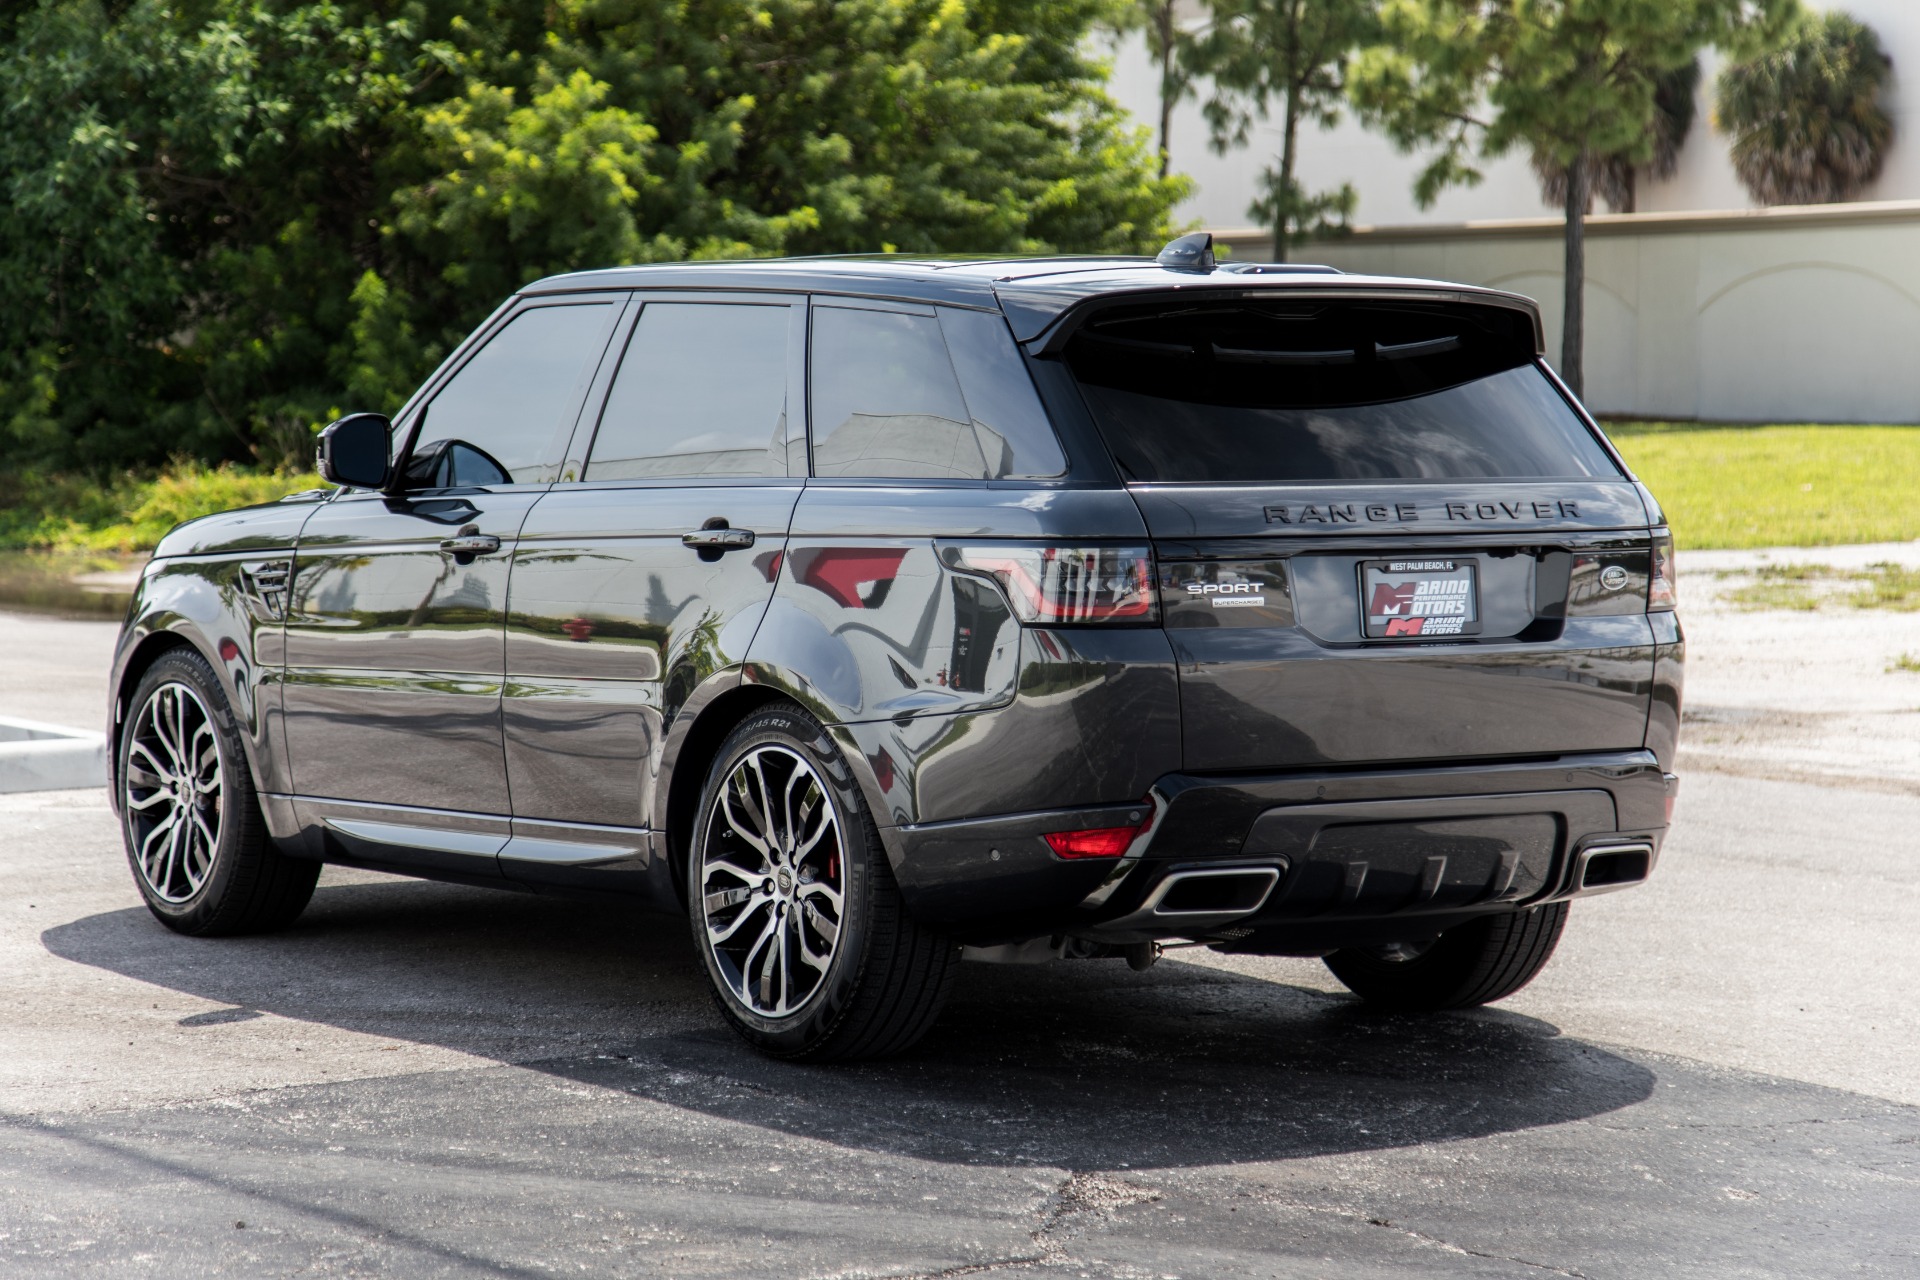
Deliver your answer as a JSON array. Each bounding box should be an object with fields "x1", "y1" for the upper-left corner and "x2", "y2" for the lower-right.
[{"x1": 1064, "y1": 300, "x2": 1622, "y2": 482}]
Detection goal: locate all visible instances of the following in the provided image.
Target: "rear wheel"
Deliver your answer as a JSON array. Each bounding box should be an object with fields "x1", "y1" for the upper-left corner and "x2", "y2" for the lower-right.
[
  {"x1": 119, "y1": 648, "x2": 318, "y2": 936},
  {"x1": 689, "y1": 705, "x2": 957, "y2": 1060},
  {"x1": 1323, "y1": 903, "x2": 1569, "y2": 1012}
]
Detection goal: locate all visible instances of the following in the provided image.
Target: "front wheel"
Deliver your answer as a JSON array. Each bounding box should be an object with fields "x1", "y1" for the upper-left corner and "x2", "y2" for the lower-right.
[
  {"x1": 119, "y1": 648, "x2": 319, "y2": 936},
  {"x1": 1323, "y1": 903, "x2": 1569, "y2": 1012},
  {"x1": 688, "y1": 705, "x2": 957, "y2": 1061}
]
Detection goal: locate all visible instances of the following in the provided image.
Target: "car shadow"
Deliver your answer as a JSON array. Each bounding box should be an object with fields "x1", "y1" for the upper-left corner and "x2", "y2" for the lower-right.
[{"x1": 42, "y1": 875, "x2": 1655, "y2": 1172}]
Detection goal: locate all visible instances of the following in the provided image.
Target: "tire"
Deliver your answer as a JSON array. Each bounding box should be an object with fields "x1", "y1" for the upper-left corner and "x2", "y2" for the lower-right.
[
  {"x1": 1323, "y1": 902, "x2": 1569, "y2": 1012},
  {"x1": 688, "y1": 705, "x2": 958, "y2": 1061},
  {"x1": 118, "y1": 648, "x2": 319, "y2": 936}
]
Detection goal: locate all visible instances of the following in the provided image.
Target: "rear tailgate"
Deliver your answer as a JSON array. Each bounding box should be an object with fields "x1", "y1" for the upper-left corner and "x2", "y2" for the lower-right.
[
  {"x1": 1140, "y1": 481, "x2": 1656, "y2": 771},
  {"x1": 1051, "y1": 288, "x2": 1659, "y2": 773}
]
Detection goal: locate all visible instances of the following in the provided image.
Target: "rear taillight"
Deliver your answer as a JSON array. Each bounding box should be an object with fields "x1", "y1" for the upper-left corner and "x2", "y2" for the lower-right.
[
  {"x1": 943, "y1": 544, "x2": 1158, "y2": 624},
  {"x1": 1042, "y1": 798, "x2": 1157, "y2": 859},
  {"x1": 1648, "y1": 530, "x2": 1677, "y2": 612}
]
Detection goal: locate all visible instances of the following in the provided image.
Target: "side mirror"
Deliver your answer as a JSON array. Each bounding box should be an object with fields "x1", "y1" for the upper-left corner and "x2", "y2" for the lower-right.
[{"x1": 317, "y1": 413, "x2": 392, "y2": 489}]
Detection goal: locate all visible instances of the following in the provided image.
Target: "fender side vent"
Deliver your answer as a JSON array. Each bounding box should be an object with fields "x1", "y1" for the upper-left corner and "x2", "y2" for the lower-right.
[{"x1": 238, "y1": 560, "x2": 293, "y2": 621}]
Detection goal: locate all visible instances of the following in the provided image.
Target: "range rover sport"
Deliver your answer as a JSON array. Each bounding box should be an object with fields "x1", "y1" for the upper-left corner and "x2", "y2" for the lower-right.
[{"x1": 108, "y1": 235, "x2": 1683, "y2": 1060}]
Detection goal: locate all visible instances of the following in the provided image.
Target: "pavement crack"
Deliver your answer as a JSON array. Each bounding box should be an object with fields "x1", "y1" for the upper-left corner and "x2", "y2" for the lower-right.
[
  {"x1": 884, "y1": 1170, "x2": 1165, "y2": 1279},
  {"x1": 1248, "y1": 1193, "x2": 1588, "y2": 1278},
  {"x1": 1360, "y1": 1216, "x2": 1589, "y2": 1277}
]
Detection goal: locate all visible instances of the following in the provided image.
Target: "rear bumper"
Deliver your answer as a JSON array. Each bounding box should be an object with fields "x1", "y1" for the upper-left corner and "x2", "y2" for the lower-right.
[{"x1": 886, "y1": 749, "x2": 1674, "y2": 947}]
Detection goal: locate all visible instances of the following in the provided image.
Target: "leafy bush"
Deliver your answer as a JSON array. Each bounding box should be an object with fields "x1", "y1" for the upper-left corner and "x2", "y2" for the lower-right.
[
  {"x1": 0, "y1": 463, "x2": 322, "y2": 555},
  {"x1": 0, "y1": 1, "x2": 1186, "y2": 475}
]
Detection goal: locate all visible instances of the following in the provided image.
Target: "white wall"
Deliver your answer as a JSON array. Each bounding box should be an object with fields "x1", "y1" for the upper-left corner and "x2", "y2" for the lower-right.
[
  {"x1": 1288, "y1": 205, "x2": 1920, "y2": 424},
  {"x1": 1108, "y1": 0, "x2": 1920, "y2": 232}
]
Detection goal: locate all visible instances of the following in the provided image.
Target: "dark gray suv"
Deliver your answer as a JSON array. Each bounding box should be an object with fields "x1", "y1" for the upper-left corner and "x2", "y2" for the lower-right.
[{"x1": 107, "y1": 237, "x2": 1683, "y2": 1060}]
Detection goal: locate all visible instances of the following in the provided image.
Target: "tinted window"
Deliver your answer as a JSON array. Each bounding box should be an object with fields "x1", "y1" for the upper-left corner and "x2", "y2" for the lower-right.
[
  {"x1": 408, "y1": 303, "x2": 612, "y2": 488},
  {"x1": 810, "y1": 305, "x2": 1065, "y2": 480},
  {"x1": 586, "y1": 303, "x2": 792, "y2": 480},
  {"x1": 937, "y1": 308, "x2": 1066, "y2": 477},
  {"x1": 1066, "y1": 301, "x2": 1620, "y2": 482}
]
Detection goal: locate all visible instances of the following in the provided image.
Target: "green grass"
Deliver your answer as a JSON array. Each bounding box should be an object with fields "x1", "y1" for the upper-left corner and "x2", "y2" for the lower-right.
[
  {"x1": 1891, "y1": 652, "x2": 1920, "y2": 674},
  {"x1": 1604, "y1": 423, "x2": 1920, "y2": 550},
  {"x1": 1722, "y1": 562, "x2": 1920, "y2": 612},
  {"x1": 0, "y1": 461, "x2": 323, "y2": 555},
  {"x1": 0, "y1": 422, "x2": 1913, "y2": 560}
]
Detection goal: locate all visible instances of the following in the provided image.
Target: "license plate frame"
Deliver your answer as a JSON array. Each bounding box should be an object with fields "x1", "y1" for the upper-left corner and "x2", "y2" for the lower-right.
[{"x1": 1360, "y1": 558, "x2": 1481, "y2": 639}]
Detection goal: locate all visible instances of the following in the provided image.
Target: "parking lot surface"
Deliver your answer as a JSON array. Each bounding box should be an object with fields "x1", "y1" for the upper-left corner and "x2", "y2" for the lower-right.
[{"x1": 2, "y1": 571, "x2": 1917, "y2": 1278}]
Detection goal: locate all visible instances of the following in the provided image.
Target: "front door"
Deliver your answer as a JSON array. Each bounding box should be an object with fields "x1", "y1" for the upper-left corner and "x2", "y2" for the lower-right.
[
  {"x1": 282, "y1": 298, "x2": 623, "y2": 861},
  {"x1": 501, "y1": 295, "x2": 804, "y2": 886}
]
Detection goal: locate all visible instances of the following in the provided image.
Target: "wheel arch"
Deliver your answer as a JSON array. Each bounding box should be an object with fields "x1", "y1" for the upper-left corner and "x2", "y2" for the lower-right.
[
  {"x1": 654, "y1": 677, "x2": 902, "y2": 907},
  {"x1": 656, "y1": 682, "x2": 793, "y2": 906},
  {"x1": 109, "y1": 628, "x2": 197, "y2": 806},
  {"x1": 109, "y1": 621, "x2": 269, "y2": 814}
]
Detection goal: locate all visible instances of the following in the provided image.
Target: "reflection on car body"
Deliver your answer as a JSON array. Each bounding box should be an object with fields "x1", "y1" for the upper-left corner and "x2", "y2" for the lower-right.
[{"x1": 106, "y1": 236, "x2": 1683, "y2": 1060}]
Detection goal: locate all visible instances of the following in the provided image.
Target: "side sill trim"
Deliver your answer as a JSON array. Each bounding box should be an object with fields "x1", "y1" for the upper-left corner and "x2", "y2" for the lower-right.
[
  {"x1": 503, "y1": 817, "x2": 650, "y2": 868},
  {"x1": 324, "y1": 818, "x2": 507, "y2": 859},
  {"x1": 278, "y1": 794, "x2": 653, "y2": 871}
]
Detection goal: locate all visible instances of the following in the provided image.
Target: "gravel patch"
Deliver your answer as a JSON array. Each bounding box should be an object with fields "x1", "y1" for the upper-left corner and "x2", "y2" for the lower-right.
[{"x1": 1676, "y1": 543, "x2": 1920, "y2": 791}]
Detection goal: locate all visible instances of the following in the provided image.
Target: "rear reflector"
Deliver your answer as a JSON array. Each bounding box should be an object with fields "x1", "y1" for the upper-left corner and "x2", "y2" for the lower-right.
[
  {"x1": 1649, "y1": 530, "x2": 1677, "y2": 611},
  {"x1": 1043, "y1": 799, "x2": 1156, "y2": 859},
  {"x1": 944, "y1": 545, "x2": 1157, "y2": 624}
]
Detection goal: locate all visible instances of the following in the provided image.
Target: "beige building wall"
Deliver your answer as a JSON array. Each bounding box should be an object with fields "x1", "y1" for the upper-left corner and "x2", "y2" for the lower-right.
[
  {"x1": 1113, "y1": 1, "x2": 1920, "y2": 232},
  {"x1": 1216, "y1": 202, "x2": 1920, "y2": 424}
]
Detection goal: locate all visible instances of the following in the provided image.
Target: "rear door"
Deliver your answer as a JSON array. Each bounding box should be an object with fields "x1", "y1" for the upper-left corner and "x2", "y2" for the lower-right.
[
  {"x1": 1058, "y1": 294, "x2": 1658, "y2": 772},
  {"x1": 500, "y1": 293, "x2": 805, "y2": 886}
]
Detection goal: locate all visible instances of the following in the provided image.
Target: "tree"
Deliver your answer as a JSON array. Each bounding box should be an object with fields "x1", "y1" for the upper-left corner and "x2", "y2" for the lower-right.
[
  {"x1": 1113, "y1": 1, "x2": 1199, "y2": 179},
  {"x1": 0, "y1": 0, "x2": 429, "y2": 469},
  {"x1": 1189, "y1": 0, "x2": 1378, "y2": 262},
  {"x1": 0, "y1": 0, "x2": 1188, "y2": 473},
  {"x1": 1351, "y1": 0, "x2": 1797, "y2": 398},
  {"x1": 1717, "y1": 10, "x2": 1892, "y2": 206},
  {"x1": 1531, "y1": 60, "x2": 1699, "y2": 214}
]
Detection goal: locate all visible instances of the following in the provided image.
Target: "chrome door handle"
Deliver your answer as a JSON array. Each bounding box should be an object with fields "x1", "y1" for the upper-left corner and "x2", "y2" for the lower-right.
[
  {"x1": 439, "y1": 532, "x2": 501, "y2": 556},
  {"x1": 681, "y1": 528, "x2": 755, "y2": 551}
]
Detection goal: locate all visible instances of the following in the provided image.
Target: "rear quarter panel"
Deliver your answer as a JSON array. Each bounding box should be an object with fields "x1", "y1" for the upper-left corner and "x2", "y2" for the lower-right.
[{"x1": 745, "y1": 483, "x2": 1182, "y2": 826}]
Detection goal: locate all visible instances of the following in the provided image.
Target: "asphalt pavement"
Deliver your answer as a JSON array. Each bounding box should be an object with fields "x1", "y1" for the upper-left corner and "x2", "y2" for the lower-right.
[{"x1": 1, "y1": 602, "x2": 1916, "y2": 1278}]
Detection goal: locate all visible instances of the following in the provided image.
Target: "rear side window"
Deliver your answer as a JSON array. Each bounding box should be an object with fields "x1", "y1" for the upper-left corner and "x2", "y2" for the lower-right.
[
  {"x1": 408, "y1": 303, "x2": 613, "y2": 488},
  {"x1": 1064, "y1": 300, "x2": 1620, "y2": 482},
  {"x1": 586, "y1": 302, "x2": 793, "y2": 480},
  {"x1": 810, "y1": 304, "x2": 1066, "y2": 480}
]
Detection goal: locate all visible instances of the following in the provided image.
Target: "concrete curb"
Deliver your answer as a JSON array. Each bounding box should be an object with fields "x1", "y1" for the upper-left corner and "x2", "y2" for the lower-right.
[{"x1": 0, "y1": 716, "x2": 108, "y2": 794}]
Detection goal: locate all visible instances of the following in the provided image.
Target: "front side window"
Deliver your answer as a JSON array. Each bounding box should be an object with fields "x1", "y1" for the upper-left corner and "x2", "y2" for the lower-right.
[
  {"x1": 809, "y1": 304, "x2": 1066, "y2": 480},
  {"x1": 585, "y1": 302, "x2": 793, "y2": 480},
  {"x1": 405, "y1": 303, "x2": 613, "y2": 489}
]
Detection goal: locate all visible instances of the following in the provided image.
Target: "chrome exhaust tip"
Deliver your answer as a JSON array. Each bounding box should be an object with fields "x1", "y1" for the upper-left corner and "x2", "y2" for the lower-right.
[
  {"x1": 1093, "y1": 865, "x2": 1283, "y2": 936},
  {"x1": 1567, "y1": 841, "x2": 1654, "y2": 898}
]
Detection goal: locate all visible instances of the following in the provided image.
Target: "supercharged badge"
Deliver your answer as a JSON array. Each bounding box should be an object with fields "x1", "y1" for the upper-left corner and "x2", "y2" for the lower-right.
[
  {"x1": 1361, "y1": 559, "x2": 1480, "y2": 638},
  {"x1": 1186, "y1": 580, "x2": 1267, "y2": 609}
]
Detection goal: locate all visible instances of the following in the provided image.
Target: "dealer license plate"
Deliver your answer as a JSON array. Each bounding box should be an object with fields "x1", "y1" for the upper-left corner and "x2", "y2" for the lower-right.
[{"x1": 1361, "y1": 558, "x2": 1480, "y2": 638}]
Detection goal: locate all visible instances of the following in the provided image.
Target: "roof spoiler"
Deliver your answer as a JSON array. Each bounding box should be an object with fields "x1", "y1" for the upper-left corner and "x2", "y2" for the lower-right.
[{"x1": 1005, "y1": 282, "x2": 1547, "y2": 357}]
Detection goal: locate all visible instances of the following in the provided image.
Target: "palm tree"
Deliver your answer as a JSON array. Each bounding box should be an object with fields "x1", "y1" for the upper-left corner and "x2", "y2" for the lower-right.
[
  {"x1": 1716, "y1": 12, "x2": 1893, "y2": 206},
  {"x1": 1531, "y1": 62, "x2": 1700, "y2": 214}
]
